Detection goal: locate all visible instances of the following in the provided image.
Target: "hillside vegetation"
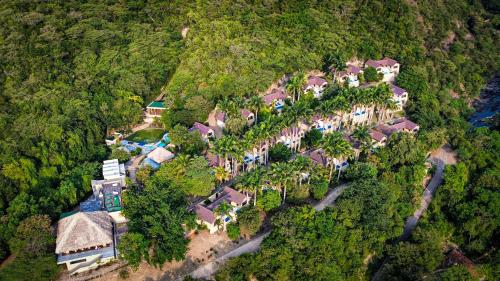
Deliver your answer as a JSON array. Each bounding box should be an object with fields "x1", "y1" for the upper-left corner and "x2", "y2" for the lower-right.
[{"x1": 0, "y1": 0, "x2": 498, "y2": 279}]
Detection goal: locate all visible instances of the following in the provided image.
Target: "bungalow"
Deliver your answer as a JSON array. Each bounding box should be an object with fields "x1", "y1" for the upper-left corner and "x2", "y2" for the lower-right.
[
  {"x1": 194, "y1": 187, "x2": 250, "y2": 234},
  {"x1": 144, "y1": 147, "x2": 175, "y2": 169},
  {"x1": 304, "y1": 76, "x2": 328, "y2": 98},
  {"x1": 55, "y1": 211, "x2": 116, "y2": 275},
  {"x1": 391, "y1": 85, "x2": 409, "y2": 111},
  {"x1": 375, "y1": 118, "x2": 420, "y2": 137},
  {"x1": 146, "y1": 101, "x2": 166, "y2": 117},
  {"x1": 216, "y1": 109, "x2": 255, "y2": 129},
  {"x1": 190, "y1": 122, "x2": 215, "y2": 141},
  {"x1": 306, "y1": 149, "x2": 349, "y2": 171},
  {"x1": 105, "y1": 132, "x2": 123, "y2": 146},
  {"x1": 336, "y1": 65, "x2": 363, "y2": 87},
  {"x1": 369, "y1": 129, "x2": 387, "y2": 148},
  {"x1": 263, "y1": 88, "x2": 287, "y2": 110},
  {"x1": 365, "y1": 57, "x2": 400, "y2": 82}
]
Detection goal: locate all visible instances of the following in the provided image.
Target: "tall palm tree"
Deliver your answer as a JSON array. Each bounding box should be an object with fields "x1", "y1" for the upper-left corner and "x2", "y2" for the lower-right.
[
  {"x1": 285, "y1": 72, "x2": 306, "y2": 102},
  {"x1": 240, "y1": 167, "x2": 264, "y2": 206},
  {"x1": 324, "y1": 52, "x2": 345, "y2": 82},
  {"x1": 214, "y1": 166, "x2": 230, "y2": 184},
  {"x1": 320, "y1": 132, "x2": 353, "y2": 183},
  {"x1": 352, "y1": 126, "x2": 371, "y2": 150},
  {"x1": 247, "y1": 95, "x2": 264, "y2": 124},
  {"x1": 269, "y1": 162, "x2": 290, "y2": 203}
]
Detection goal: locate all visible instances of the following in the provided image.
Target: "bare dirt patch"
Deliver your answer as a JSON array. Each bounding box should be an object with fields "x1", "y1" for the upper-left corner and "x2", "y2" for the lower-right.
[{"x1": 93, "y1": 230, "x2": 239, "y2": 281}]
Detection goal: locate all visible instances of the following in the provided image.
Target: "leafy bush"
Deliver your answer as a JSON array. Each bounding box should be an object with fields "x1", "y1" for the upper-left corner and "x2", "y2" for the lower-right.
[
  {"x1": 364, "y1": 67, "x2": 381, "y2": 82},
  {"x1": 119, "y1": 269, "x2": 130, "y2": 279},
  {"x1": 256, "y1": 190, "x2": 281, "y2": 212},
  {"x1": 237, "y1": 207, "x2": 263, "y2": 236},
  {"x1": 304, "y1": 129, "x2": 323, "y2": 148},
  {"x1": 110, "y1": 148, "x2": 131, "y2": 162},
  {"x1": 287, "y1": 184, "x2": 310, "y2": 203},
  {"x1": 311, "y1": 180, "x2": 329, "y2": 200},
  {"x1": 226, "y1": 223, "x2": 240, "y2": 240},
  {"x1": 268, "y1": 143, "x2": 292, "y2": 162}
]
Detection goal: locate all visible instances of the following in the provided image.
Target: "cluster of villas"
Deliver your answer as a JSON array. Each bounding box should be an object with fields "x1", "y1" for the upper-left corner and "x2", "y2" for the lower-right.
[
  {"x1": 184, "y1": 58, "x2": 418, "y2": 232},
  {"x1": 55, "y1": 159, "x2": 128, "y2": 275}
]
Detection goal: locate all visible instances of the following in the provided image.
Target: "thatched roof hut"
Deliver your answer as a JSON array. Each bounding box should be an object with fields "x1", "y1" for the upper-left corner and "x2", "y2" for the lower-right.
[{"x1": 55, "y1": 211, "x2": 113, "y2": 254}]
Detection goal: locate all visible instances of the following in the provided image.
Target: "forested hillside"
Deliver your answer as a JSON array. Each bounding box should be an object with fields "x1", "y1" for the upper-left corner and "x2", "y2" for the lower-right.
[{"x1": 0, "y1": 0, "x2": 498, "y2": 279}]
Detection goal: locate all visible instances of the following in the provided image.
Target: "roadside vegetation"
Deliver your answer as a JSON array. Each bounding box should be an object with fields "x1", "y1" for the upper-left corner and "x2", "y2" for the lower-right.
[{"x1": 0, "y1": 0, "x2": 497, "y2": 279}]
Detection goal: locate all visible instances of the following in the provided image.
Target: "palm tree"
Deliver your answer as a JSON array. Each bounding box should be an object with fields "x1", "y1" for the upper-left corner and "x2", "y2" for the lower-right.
[
  {"x1": 241, "y1": 167, "x2": 265, "y2": 206},
  {"x1": 352, "y1": 126, "x2": 372, "y2": 156},
  {"x1": 324, "y1": 52, "x2": 345, "y2": 82},
  {"x1": 320, "y1": 132, "x2": 353, "y2": 183},
  {"x1": 285, "y1": 72, "x2": 306, "y2": 102},
  {"x1": 214, "y1": 166, "x2": 230, "y2": 184},
  {"x1": 293, "y1": 156, "x2": 312, "y2": 186},
  {"x1": 269, "y1": 162, "x2": 290, "y2": 203},
  {"x1": 247, "y1": 95, "x2": 264, "y2": 124},
  {"x1": 215, "y1": 202, "x2": 232, "y2": 230}
]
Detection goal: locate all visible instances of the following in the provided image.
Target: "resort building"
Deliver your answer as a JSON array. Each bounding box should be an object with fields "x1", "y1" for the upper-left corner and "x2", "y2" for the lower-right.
[
  {"x1": 55, "y1": 211, "x2": 116, "y2": 275},
  {"x1": 216, "y1": 109, "x2": 255, "y2": 129},
  {"x1": 365, "y1": 57, "x2": 400, "y2": 82},
  {"x1": 105, "y1": 132, "x2": 123, "y2": 146},
  {"x1": 146, "y1": 101, "x2": 166, "y2": 117},
  {"x1": 348, "y1": 105, "x2": 375, "y2": 128},
  {"x1": 305, "y1": 149, "x2": 349, "y2": 171},
  {"x1": 263, "y1": 88, "x2": 287, "y2": 110},
  {"x1": 193, "y1": 187, "x2": 250, "y2": 233},
  {"x1": 391, "y1": 84, "x2": 409, "y2": 111},
  {"x1": 369, "y1": 129, "x2": 388, "y2": 148},
  {"x1": 144, "y1": 147, "x2": 174, "y2": 169},
  {"x1": 375, "y1": 118, "x2": 420, "y2": 136},
  {"x1": 304, "y1": 76, "x2": 328, "y2": 98},
  {"x1": 102, "y1": 159, "x2": 126, "y2": 184},
  {"x1": 190, "y1": 122, "x2": 215, "y2": 141},
  {"x1": 336, "y1": 65, "x2": 363, "y2": 87},
  {"x1": 308, "y1": 114, "x2": 342, "y2": 134}
]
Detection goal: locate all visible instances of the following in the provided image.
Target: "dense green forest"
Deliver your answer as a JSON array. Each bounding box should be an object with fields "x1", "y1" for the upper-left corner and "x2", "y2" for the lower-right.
[{"x1": 0, "y1": 0, "x2": 498, "y2": 279}]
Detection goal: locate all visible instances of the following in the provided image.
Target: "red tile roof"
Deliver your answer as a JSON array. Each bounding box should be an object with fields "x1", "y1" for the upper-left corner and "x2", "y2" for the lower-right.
[
  {"x1": 365, "y1": 57, "x2": 399, "y2": 68},
  {"x1": 190, "y1": 122, "x2": 213, "y2": 135},
  {"x1": 338, "y1": 65, "x2": 362, "y2": 77},
  {"x1": 370, "y1": 129, "x2": 387, "y2": 142},
  {"x1": 306, "y1": 76, "x2": 327, "y2": 88},
  {"x1": 215, "y1": 112, "x2": 226, "y2": 122},
  {"x1": 263, "y1": 89, "x2": 287, "y2": 105},
  {"x1": 194, "y1": 205, "x2": 216, "y2": 224},
  {"x1": 392, "y1": 85, "x2": 407, "y2": 97},
  {"x1": 240, "y1": 109, "x2": 253, "y2": 118}
]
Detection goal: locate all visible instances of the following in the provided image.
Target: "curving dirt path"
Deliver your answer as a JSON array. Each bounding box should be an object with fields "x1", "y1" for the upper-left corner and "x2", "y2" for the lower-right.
[{"x1": 187, "y1": 183, "x2": 349, "y2": 280}]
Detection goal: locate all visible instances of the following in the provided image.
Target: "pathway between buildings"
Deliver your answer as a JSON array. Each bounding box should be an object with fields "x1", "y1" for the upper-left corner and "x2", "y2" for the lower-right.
[
  {"x1": 125, "y1": 154, "x2": 146, "y2": 184},
  {"x1": 186, "y1": 183, "x2": 349, "y2": 280}
]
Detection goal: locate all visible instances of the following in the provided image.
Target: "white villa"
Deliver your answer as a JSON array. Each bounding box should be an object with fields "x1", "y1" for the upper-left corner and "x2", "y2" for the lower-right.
[
  {"x1": 336, "y1": 65, "x2": 363, "y2": 87},
  {"x1": 304, "y1": 76, "x2": 328, "y2": 98},
  {"x1": 391, "y1": 84, "x2": 409, "y2": 111},
  {"x1": 194, "y1": 187, "x2": 250, "y2": 233},
  {"x1": 263, "y1": 88, "x2": 287, "y2": 110},
  {"x1": 307, "y1": 114, "x2": 342, "y2": 134},
  {"x1": 305, "y1": 148, "x2": 349, "y2": 171},
  {"x1": 365, "y1": 57, "x2": 400, "y2": 82},
  {"x1": 190, "y1": 122, "x2": 215, "y2": 141},
  {"x1": 55, "y1": 211, "x2": 116, "y2": 275},
  {"x1": 216, "y1": 109, "x2": 255, "y2": 129}
]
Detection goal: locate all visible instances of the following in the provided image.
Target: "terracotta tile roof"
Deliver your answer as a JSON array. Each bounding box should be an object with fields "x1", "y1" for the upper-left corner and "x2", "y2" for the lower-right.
[
  {"x1": 370, "y1": 129, "x2": 387, "y2": 142},
  {"x1": 338, "y1": 65, "x2": 362, "y2": 77},
  {"x1": 365, "y1": 57, "x2": 399, "y2": 68},
  {"x1": 190, "y1": 122, "x2": 212, "y2": 135},
  {"x1": 446, "y1": 249, "x2": 477, "y2": 276},
  {"x1": 306, "y1": 76, "x2": 327, "y2": 88},
  {"x1": 392, "y1": 85, "x2": 407, "y2": 97},
  {"x1": 307, "y1": 149, "x2": 328, "y2": 167},
  {"x1": 240, "y1": 109, "x2": 253, "y2": 118},
  {"x1": 194, "y1": 205, "x2": 216, "y2": 224},
  {"x1": 263, "y1": 88, "x2": 287, "y2": 105},
  {"x1": 391, "y1": 118, "x2": 419, "y2": 131},
  {"x1": 215, "y1": 112, "x2": 226, "y2": 122}
]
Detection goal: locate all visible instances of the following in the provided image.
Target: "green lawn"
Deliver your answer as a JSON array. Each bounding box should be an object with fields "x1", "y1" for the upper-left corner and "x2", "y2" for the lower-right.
[{"x1": 126, "y1": 129, "x2": 165, "y2": 143}]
